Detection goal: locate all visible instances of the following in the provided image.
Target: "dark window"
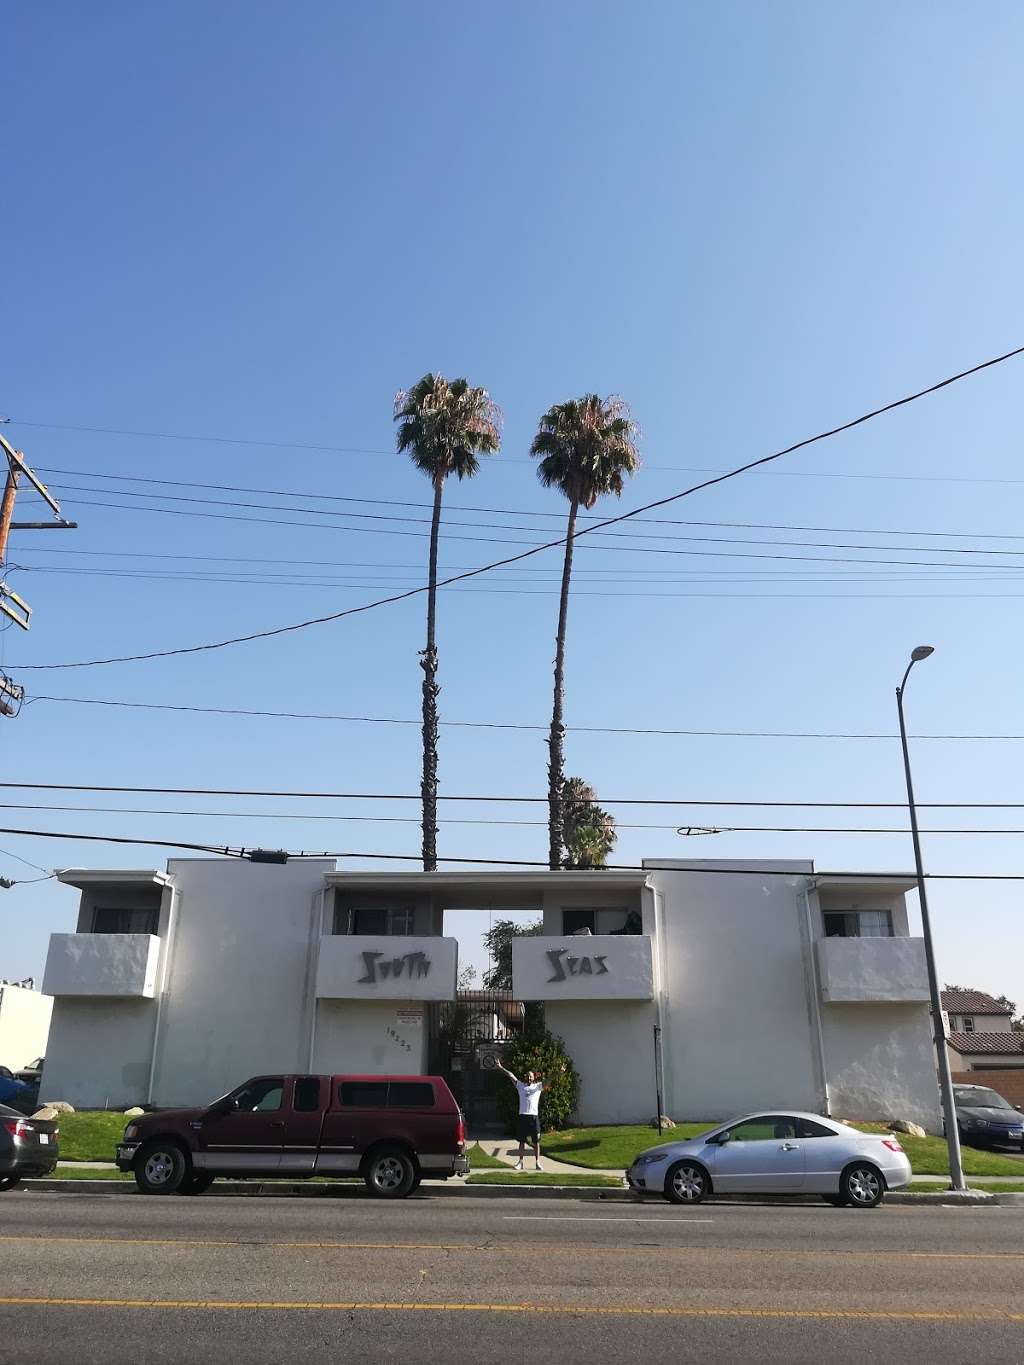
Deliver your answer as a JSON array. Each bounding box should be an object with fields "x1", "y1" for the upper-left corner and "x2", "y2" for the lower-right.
[
  {"x1": 963, "y1": 1017, "x2": 976, "y2": 1033},
  {"x1": 92, "y1": 906, "x2": 159, "y2": 935},
  {"x1": 333, "y1": 903, "x2": 415, "y2": 935},
  {"x1": 339, "y1": 1081, "x2": 389, "y2": 1108},
  {"x1": 823, "y1": 909, "x2": 893, "y2": 939},
  {"x1": 388, "y1": 1082, "x2": 434, "y2": 1109},
  {"x1": 796, "y1": 1118, "x2": 836, "y2": 1138},
  {"x1": 293, "y1": 1077, "x2": 322, "y2": 1112},
  {"x1": 231, "y1": 1078, "x2": 284, "y2": 1112},
  {"x1": 562, "y1": 910, "x2": 596, "y2": 935},
  {"x1": 723, "y1": 1116, "x2": 797, "y2": 1142}
]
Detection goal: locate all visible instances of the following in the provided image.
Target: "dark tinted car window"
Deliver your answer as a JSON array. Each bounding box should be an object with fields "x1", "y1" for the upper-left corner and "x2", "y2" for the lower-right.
[
  {"x1": 339, "y1": 1082, "x2": 389, "y2": 1108},
  {"x1": 797, "y1": 1118, "x2": 836, "y2": 1138},
  {"x1": 388, "y1": 1082, "x2": 434, "y2": 1108},
  {"x1": 293, "y1": 1077, "x2": 322, "y2": 1112}
]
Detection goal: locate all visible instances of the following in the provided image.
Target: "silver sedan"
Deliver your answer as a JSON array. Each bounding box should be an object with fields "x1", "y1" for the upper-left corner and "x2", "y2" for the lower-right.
[{"x1": 627, "y1": 1111, "x2": 912, "y2": 1208}]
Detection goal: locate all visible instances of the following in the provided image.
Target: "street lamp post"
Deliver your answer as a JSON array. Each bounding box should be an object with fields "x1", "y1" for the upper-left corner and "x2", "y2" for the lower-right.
[{"x1": 896, "y1": 645, "x2": 966, "y2": 1192}]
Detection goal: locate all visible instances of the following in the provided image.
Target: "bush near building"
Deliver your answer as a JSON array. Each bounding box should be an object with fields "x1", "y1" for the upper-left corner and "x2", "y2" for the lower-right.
[{"x1": 494, "y1": 1029, "x2": 577, "y2": 1131}]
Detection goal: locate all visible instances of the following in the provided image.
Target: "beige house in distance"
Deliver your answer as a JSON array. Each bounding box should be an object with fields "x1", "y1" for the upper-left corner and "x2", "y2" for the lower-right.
[{"x1": 942, "y1": 988, "x2": 1024, "y2": 1073}]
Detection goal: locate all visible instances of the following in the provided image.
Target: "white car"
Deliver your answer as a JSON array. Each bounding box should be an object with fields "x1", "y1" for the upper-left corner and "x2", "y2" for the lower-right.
[{"x1": 627, "y1": 1111, "x2": 912, "y2": 1208}]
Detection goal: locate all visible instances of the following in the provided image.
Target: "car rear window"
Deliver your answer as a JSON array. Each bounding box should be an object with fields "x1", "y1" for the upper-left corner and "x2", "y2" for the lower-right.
[
  {"x1": 796, "y1": 1118, "x2": 835, "y2": 1138},
  {"x1": 388, "y1": 1082, "x2": 434, "y2": 1109},
  {"x1": 338, "y1": 1081, "x2": 389, "y2": 1108}
]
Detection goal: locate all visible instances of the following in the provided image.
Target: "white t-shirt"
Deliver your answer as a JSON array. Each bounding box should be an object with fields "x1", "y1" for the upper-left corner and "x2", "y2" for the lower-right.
[{"x1": 516, "y1": 1080, "x2": 543, "y2": 1116}]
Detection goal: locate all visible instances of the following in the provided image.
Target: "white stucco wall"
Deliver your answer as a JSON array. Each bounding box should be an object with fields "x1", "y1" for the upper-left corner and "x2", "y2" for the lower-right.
[
  {"x1": 0, "y1": 985, "x2": 53, "y2": 1071},
  {"x1": 41, "y1": 998, "x2": 157, "y2": 1108},
  {"x1": 816, "y1": 936, "x2": 929, "y2": 1004},
  {"x1": 545, "y1": 1000, "x2": 658, "y2": 1124},
  {"x1": 316, "y1": 935, "x2": 457, "y2": 1000},
  {"x1": 513, "y1": 935, "x2": 654, "y2": 1001},
  {"x1": 823, "y1": 1004, "x2": 941, "y2": 1130},
  {"x1": 312, "y1": 999, "x2": 429, "y2": 1073},
  {"x1": 150, "y1": 859, "x2": 336, "y2": 1105},
  {"x1": 43, "y1": 933, "x2": 161, "y2": 998}
]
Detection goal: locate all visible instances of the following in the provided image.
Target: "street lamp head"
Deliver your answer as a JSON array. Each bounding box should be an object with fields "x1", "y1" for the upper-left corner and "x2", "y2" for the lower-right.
[{"x1": 910, "y1": 645, "x2": 935, "y2": 662}]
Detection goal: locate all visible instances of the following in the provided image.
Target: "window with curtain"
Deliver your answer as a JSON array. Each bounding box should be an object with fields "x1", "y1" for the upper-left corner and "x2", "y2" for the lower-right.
[
  {"x1": 91, "y1": 906, "x2": 160, "y2": 935},
  {"x1": 823, "y1": 909, "x2": 893, "y2": 938}
]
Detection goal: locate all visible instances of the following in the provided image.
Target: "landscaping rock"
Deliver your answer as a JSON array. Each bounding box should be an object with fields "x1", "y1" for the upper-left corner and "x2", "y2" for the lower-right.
[
  {"x1": 650, "y1": 1116, "x2": 676, "y2": 1129},
  {"x1": 888, "y1": 1119, "x2": 927, "y2": 1138},
  {"x1": 123, "y1": 1106, "x2": 145, "y2": 1118},
  {"x1": 32, "y1": 1102, "x2": 75, "y2": 1118}
]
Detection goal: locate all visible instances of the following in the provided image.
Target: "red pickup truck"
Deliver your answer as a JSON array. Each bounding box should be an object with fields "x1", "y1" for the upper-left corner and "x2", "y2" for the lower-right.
[{"x1": 116, "y1": 1073, "x2": 468, "y2": 1198}]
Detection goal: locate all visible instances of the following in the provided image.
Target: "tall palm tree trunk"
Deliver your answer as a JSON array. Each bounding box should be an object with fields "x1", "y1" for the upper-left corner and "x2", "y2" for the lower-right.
[
  {"x1": 421, "y1": 471, "x2": 444, "y2": 871},
  {"x1": 548, "y1": 499, "x2": 579, "y2": 869}
]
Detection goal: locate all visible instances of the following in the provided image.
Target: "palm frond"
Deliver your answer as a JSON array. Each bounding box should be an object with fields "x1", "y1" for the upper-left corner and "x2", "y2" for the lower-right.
[
  {"x1": 393, "y1": 372, "x2": 502, "y2": 482},
  {"x1": 529, "y1": 393, "x2": 640, "y2": 507}
]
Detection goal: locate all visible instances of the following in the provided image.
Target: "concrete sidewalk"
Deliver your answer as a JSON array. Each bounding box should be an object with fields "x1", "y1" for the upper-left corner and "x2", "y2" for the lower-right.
[{"x1": 469, "y1": 1137, "x2": 623, "y2": 1180}]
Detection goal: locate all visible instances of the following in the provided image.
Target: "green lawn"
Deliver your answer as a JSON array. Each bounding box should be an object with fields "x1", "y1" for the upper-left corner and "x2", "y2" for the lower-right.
[
  {"x1": 542, "y1": 1123, "x2": 715, "y2": 1170},
  {"x1": 466, "y1": 1143, "x2": 508, "y2": 1170},
  {"x1": 50, "y1": 1166, "x2": 132, "y2": 1180},
  {"x1": 468, "y1": 1171, "x2": 623, "y2": 1187},
  {"x1": 51, "y1": 1111, "x2": 128, "y2": 1162},
  {"x1": 906, "y1": 1180, "x2": 1024, "y2": 1193},
  {"x1": 543, "y1": 1122, "x2": 1024, "y2": 1178}
]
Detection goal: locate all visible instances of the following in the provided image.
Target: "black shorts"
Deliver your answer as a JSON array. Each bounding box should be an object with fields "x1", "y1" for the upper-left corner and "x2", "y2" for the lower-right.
[{"x1": 516, "y1": 1114, "x2": 541, "y2": 1143}]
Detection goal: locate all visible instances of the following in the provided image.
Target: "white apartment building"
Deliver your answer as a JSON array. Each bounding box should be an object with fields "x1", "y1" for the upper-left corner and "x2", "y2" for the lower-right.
[{"x1": 40, "y1": 856, "x2": 942, "y2": 1130}]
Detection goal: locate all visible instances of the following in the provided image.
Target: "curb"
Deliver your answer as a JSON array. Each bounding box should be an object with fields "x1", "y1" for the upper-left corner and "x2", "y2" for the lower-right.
[{"x1": 13, "y1": 1179, "x2": 1024, "y2": 1206}]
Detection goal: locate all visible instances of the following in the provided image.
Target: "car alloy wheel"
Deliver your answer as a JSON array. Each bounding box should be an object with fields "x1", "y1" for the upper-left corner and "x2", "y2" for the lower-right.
[
  {"x1": 365, "y1": 1146, "x2": 415, "y2": 1199},
  {"x1": 145, "y1": 1152, "x2": 175, "y2": 1187},
  {"x1": 843, "y1": 1164, "x2": 883, "y2": 1208},
  {"x1": 665, "y1": 1161, "x2": 709, "y2": 1205},
  {"x1": 134, "y1": 1141, "x2": 187, "y2": 1195}
]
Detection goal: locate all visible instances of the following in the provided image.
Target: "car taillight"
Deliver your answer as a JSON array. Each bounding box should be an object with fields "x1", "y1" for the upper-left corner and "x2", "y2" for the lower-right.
[
  {"x1": 881, "y1": 1137, "x2": 904, "y2": 1153},
  {"x1": 2, "y1": 1120, "x2": 31, "y2": 1139},
  {"x1": 456, "y1": 1114, "x2": 465, "y2": 1149}
]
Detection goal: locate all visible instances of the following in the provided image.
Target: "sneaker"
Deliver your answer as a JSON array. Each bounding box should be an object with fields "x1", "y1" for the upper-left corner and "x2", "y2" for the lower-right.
[
  {"x1": 534, "y1": 1161, "x2": 543, "y2": 1172},
  {"x1": 513, "y1": 1159, "x2": 524, "y2": 1171}
]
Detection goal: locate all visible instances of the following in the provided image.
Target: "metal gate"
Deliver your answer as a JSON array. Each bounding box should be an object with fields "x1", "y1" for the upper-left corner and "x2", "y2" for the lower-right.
[{"x1": 428, "y1": 991, "x2": 523, "y2": 1134}]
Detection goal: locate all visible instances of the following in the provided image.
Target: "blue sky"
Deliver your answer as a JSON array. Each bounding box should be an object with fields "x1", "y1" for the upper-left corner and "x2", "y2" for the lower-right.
[{"x1": 2, "y1": 2, "x2": 1023, "y2": 996}]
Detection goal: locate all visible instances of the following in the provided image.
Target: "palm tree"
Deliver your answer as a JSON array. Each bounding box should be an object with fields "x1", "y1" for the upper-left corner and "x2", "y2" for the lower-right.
[
  {"x1": 561, "y1": 775, "x2": 617, "y2": 869},
  {"x1": 531, "y1": 396, "x2": 640, "y2": 869},
  {"x1": 394, "y1": 373, "x2": 502, "y2": 870}
]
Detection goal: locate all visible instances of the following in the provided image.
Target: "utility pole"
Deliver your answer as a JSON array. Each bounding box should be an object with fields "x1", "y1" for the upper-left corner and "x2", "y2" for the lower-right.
[{"x1": 0, "y1": 428, "x2": 78, "y2": 715}]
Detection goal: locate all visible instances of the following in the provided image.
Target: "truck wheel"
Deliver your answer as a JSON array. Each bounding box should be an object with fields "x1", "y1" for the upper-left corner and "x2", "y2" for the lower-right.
[
  {"x1": 364, "y1": 1146, "x2": 416, "y2": 1198},
  {"x1": 177, "y1": 1173, "x2": 215, "y2": 1195},
  {"x1": 0, "y1": 1175, "x2": 22, "y2": 1192},
  {"x1": 134, "y1": 1141, "x2": 187, "y2": 1195}
]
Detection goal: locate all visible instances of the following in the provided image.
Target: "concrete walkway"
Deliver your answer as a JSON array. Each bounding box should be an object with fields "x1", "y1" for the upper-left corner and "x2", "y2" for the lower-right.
[{"x1": 468, "y1": 1138, "x2": 623, "y2": 1180}]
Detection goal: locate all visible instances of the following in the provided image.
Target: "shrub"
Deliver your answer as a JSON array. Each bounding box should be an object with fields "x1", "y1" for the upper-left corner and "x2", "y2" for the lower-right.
[{"x1": 494, "y1": 1028, "x2": 577, "y2": 1130}]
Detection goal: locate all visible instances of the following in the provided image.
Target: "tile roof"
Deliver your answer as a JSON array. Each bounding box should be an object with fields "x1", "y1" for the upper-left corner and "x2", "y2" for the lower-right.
[
  {"x1": 947, "y1": 1031, "x2": 1024, "y2": 1055},
  {"x1": 940, "y1": 989, "x2": 1013, "y2": 1015}
]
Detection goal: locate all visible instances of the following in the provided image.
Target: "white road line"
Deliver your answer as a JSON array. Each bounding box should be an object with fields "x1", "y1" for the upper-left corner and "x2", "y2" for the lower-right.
[{"x1": 502, "y1": 1216, "x2": 714, "y2": 1224}]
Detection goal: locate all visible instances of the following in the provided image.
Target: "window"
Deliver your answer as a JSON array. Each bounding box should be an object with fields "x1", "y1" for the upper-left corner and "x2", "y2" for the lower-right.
[
  {"x1": 963, "y1": 1017, "x2": 976, "y2": 1033},
  {"x1": 823, "y1": 909, "x2": 893, "y2": 939},
  {"x1": 293, "y1": 1077, "x2": 322, "y2": 1112},
  {"x1": 334, "y1": 903, "x2": 416, "y2": 936},
  {"x1": 562, "y1": 910, "x2": 596, "y2": 935},
  {"x1": 339, "y1": 1081, "x2": 389, "y2": 1108},
  {"x1": 796, "y1": 1118, "x2": 836, "y2": 1139},
  {"x1": 92, "y1": 906, "x2": 159, "y2": 935},
  {"x1": 388, "y1": 1082, "x2": 434, "y2": 1109},
  {"x1": 722, "y1": 1116, "x2": 797, "y2": 1142},
  {"x1": 231, "y1": 1078, "x2": 284, "y2": 1113}
]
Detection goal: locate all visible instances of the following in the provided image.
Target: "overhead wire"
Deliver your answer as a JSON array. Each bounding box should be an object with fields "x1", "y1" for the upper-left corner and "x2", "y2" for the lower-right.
[{"x1": 11, "y1": 341, "x2": 1024, "y2": 670}]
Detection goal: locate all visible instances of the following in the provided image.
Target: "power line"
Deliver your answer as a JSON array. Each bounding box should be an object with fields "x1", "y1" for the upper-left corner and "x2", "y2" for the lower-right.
[
  {"x1": 1, "y1": 801, "x2": 1022, "y2": 836},
  {"x1": 0, "y1": 781, "x2": 1020, "y2": 809},
  {"x1": 21, "y1": 692, "x2": 1024, "y2": 742},
  {"x1": 12, "y1": 342, "x2": 1024, "y2": 671},
  {"x1": 0, "y1": 843, "x2": 51, "y2": 874},
  {"x1": 3, "y1": 822, "x2": 1024, "y2": 879}
]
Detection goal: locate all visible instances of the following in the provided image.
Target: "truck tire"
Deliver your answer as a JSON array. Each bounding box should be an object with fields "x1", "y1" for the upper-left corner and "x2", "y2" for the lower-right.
[
  {"x1": 0, "y1": 1175, "x2": 22, "y2": 1192},
  {"x1": 364, "y1": 1145, "x2": 416, "y2": 1198},
  {"x1": 134, "y1": 1140, "x2": 188, "y2": 1195},
  {"x1": 177, "y1": 1172, "x2": 215, "y2": 1195}
]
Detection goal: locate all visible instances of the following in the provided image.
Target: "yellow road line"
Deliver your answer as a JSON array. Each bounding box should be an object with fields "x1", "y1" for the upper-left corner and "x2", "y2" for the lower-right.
[
  {"x1": 1, "y1": 1234, "x2": 1023, "y2": 1261},
  {"x1": 0, "y1": 1298, "x2": 1022, "y2": 1322}
]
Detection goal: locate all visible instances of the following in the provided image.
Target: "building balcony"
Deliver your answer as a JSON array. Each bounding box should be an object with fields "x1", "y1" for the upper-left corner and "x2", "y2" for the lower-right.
[
  {"x1": 816, "y1": 936, "x2": 930, "y2": 1004},
  {"x1": 512, "y1": 934, "x2": 655, "y2": 1002},
  {"x1": 42, "y1": 933, "x2": 162, "y2": 999},
  {"x1": 315, "y1": 935, "x2": 458, "y2": 1001}
]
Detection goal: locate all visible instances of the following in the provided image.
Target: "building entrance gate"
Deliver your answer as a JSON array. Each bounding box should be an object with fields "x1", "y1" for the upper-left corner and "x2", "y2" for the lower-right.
[{"x1": 428, "y1": 989, "x2": 521, "y2": 1135}]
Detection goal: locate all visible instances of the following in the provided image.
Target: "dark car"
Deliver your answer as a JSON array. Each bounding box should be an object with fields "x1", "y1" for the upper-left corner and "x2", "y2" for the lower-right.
[
  {"x1": 0, "y1": 1067, "x2": 36, "y2": 1115},
  {"x1": 954, "y1": 1084, "x2": 1024, "y2": 1150},
  {"x1": 116, "y1": 1073, "x2": 469, "y2": 1198},
  {"x1": 0, "y1": 1101, "x2": 60, "y2": 1190}
]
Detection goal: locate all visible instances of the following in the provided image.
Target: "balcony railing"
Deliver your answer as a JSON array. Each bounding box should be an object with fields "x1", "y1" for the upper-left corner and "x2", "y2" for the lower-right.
[
  {"x1": 42, "y1": 933, "x2": 161, "y2": 998},
  {"x1": 816, "y1": 936, "x2": 929, "y2": 1004},
  {"x1": 315, "y1": 935, "x2": 458, "y2": 1000},
  {"x1": 512, "y1": 934, "x2": 655, "y2": 1001}
]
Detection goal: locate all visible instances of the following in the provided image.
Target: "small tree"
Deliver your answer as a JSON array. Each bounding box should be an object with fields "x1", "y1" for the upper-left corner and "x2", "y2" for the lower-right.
[
  {"x1": 482, "y1": 917, "x2": 543, "y2": 991},
  {"x1": 458, "y1": 964, "x2": 478, "y2": 991},
  {"x1": 494, "y1": 1026, "x2": 578, "y2": 1130},
  {"x1": 562, "y1": 775, "x2": 617, "y2": 868}
]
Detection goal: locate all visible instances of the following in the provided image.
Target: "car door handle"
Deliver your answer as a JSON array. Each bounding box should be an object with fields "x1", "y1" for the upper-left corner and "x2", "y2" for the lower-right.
[
  {"x1": 268, "y1": 1121, "x2": 285, "y2": 1129},
  {"x1": 781, "y1": 1143, "x2": 799, "y2": 1151}
]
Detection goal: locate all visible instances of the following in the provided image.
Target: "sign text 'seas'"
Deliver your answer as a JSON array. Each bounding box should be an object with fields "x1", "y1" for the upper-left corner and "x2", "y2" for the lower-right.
[{"x1": 546, "y1": 949, "x2": 609, "y2": 983}]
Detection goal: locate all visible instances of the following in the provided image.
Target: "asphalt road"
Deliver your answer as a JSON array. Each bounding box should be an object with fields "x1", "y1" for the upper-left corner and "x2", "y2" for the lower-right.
[{"x1": 1, "y1": 1190, "x2": 1022, "y2": 1363}]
